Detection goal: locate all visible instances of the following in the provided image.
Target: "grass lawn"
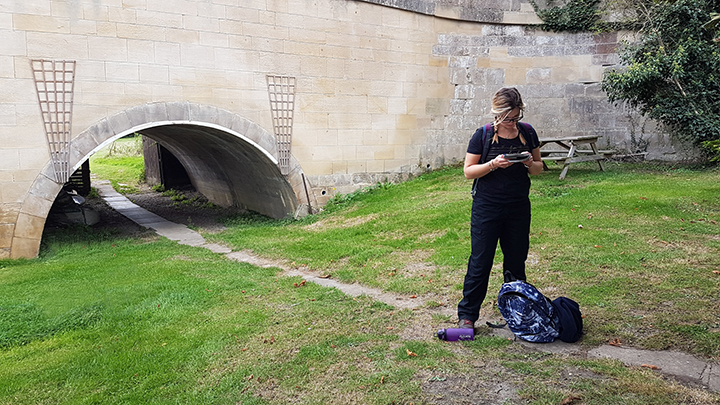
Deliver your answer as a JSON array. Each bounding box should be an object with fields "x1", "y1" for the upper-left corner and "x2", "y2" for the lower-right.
[
  {"x1": 209, "y1": 162, "x2": 720, "y2": 358},
  {"x1": 1, "y1": 161, "x2": 719, "y2": 404},
  {"x1": 89, "y1": 134, "x2": 145, "y2": 194}
]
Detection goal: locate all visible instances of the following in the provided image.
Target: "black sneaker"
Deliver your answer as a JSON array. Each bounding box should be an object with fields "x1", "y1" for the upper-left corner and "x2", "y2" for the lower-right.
[{"x1": 458, "y1": 319, "x2": 475, "y2": 329}]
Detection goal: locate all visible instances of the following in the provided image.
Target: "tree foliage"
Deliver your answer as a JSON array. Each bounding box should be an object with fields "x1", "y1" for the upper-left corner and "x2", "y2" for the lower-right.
[{"x1": 601, "y1": 0, "x2": 720, "y2": 156}]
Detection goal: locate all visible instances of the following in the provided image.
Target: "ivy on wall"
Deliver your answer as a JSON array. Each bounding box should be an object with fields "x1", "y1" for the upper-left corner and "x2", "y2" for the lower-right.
[
  {"x1": 530, "y1": 0, "x2": 602, "y2": 32},
  {"x1": 530, "y1": 0, "x2": 640, "y2": 33}
]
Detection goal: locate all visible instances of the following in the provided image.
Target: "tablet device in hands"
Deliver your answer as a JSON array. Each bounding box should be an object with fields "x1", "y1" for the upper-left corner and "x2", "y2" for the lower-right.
[{"x1": 504, "y1": 153, "x2": 531, "y2": 163}]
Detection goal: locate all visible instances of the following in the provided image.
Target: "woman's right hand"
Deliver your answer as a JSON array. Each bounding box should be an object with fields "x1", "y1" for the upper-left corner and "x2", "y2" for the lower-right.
[{"x1": 490, "y1": 154, "x2": 510, "y2": 170}]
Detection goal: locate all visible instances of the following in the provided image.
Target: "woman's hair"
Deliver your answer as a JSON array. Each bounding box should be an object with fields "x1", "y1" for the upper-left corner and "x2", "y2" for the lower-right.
[{"x1": 491, "y1": 87, "x2": 527, "y2": 145}]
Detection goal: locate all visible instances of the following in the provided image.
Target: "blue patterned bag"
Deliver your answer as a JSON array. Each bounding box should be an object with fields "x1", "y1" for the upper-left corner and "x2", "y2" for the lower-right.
[{"x1": 497, "y1": 281, "x2": 560, "y2": 343}]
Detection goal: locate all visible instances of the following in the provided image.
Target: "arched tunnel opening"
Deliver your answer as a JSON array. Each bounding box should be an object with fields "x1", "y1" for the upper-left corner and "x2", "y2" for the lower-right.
[
  {"x1": 137, "y1": 123, "x2": 298, "y2": 220},
  {"x1": 44, "y1": 123, "x2": 300, "y2": 232}
]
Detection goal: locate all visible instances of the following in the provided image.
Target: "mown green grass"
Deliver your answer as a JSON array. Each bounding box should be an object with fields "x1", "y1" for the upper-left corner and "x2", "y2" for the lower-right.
[
  {"x1": 1, "y1": 161, "x2": 719, "y2": 404},
  {"x1": 208, "y1": 162, "x2": 720, "y2": 358},
  {"x1": 89, "y1": 135, "x2": 145, "y2": 193},
  {"x1": 1, "y1": 230, "x2": 430, "y2": 404}
]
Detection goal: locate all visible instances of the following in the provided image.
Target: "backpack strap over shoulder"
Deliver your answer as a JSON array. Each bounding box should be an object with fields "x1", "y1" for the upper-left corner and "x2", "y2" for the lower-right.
[
  {"x1": 471, "y1": 123, "x2": 494, "y2": 196},
  {"x1": 518, "y1": 122, "x2": 539, "y2": 149},
  {"x1": 479, "y1": 123, "x2": 494, "y2": 164}
]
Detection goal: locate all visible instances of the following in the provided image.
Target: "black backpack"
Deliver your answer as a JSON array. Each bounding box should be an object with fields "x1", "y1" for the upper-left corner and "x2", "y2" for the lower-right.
[{"x1": 551, "y1": 297, "x2": 583, "y2": 343}]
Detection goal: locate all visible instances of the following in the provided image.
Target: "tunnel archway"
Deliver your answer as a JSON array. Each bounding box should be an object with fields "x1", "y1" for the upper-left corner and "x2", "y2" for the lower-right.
[{"x1": 13, "y1": 102, "x2": 315, "y2": 258}]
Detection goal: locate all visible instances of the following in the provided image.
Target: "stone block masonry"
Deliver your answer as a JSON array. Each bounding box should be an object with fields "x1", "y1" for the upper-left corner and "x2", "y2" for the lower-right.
[{"x1": 0, "y1": 0, "x2": 668, "y2": 258}]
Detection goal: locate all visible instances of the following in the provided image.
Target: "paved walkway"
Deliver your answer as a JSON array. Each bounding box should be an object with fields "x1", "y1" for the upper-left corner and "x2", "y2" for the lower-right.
[
  {"x1": 95, "y1": 180, "x2": 420, "y2": 310},
  {"x1": 96, "y1": 181, "x2": 231, "y2": 254},
  {"x1": 96, "y1": 181, "x2": 718, "y2": 393}
]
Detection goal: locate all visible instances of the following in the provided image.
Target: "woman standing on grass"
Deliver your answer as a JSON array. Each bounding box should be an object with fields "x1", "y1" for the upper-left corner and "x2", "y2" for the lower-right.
[{"x1": 457, "y1": 87, "x2": 544, "y2": 329}]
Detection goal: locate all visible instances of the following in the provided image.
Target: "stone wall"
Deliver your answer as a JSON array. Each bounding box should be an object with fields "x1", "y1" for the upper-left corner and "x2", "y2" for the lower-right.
[
  {"x1": 0, "y1": 0, "x2": 670, "y2": 258},
  {"x1": 362, "y1": 0, "x2": 674, "y2": 158},
  {"x1": 362, "y1": 0, "x2": 542, "y2": 24}
]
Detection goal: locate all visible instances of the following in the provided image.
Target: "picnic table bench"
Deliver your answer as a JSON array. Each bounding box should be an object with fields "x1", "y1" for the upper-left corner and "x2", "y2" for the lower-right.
[{"x1": 539, "y1": 135, "x2": 615, "y2": 180}]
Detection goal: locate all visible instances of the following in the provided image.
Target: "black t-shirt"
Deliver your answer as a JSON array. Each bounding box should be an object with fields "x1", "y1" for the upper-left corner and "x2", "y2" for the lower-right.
[{"x1": 467, "y1": 123, "x2": 540, "y2": 203}]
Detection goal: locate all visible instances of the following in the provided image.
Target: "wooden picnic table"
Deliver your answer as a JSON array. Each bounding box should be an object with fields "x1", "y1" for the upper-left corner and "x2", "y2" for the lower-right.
[{"x1": 538, "y1": 135, "x2": 614, "y2": 180}]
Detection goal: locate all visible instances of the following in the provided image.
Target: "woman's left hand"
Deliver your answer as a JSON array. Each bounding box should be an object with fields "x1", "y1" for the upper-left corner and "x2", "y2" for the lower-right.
[{"x1": 520, "y1": 152, "x2": 533, "y2": 168}]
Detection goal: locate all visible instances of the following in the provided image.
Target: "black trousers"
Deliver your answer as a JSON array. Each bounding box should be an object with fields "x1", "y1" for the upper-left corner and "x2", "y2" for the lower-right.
[{"x1": 457, "y1": 197, "x2": 530, "y2": 322}]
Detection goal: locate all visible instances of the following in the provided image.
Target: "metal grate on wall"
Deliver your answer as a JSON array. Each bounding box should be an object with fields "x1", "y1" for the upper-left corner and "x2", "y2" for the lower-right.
[
  {"x1": 31, "y1": 59, "x2": 76, "y2": 183},
  {"x1": 266, "y1": 75, "x2": 296, "y2": 176}
]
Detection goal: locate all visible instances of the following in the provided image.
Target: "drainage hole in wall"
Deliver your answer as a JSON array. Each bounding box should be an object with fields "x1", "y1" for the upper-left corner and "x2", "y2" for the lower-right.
[
  {"x1": 321, "y1": 190, "x2": 327, "y2": 196},
  {"x1": 426, "y1": 164, "x2": 431, "y2": 169}
]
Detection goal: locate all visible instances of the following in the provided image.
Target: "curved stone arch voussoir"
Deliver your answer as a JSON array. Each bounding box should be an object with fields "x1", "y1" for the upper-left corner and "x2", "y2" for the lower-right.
[{"x1": 13, "y1": 101, "x2": 316, "y2": 259}]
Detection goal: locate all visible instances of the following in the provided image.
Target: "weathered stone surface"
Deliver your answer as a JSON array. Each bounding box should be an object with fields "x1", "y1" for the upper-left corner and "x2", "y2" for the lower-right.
[
  {"x1": 68, "y1": 134, "x2": 100, "y2": 166},
  {"x1": 12, "y1": 212, "x2": 45, "y2": 241},
  {"x1": 107, "y1": 111, "x2": 132, "y2": 136},
  {"x1": 0, "y1": 223, "x2": 13, "y2": 249},
  {"x1": 145, "y1": 102, "x2": 170, "y2": 123},
  {"x1": 165, "y1": 101, "x2": 190, "y2": 122},
  {"x1": 10, "y1": 236, "x2": 41, "y2": 259},
  {"x1": 19, "y1": 193, "x2": 54, "y2": 218},
  {"x1": 27, "y1": 173, "x2": 62, "y2": 202},
  {"x1": 188, "y1": 103, "x2": 219, "y2": 123},
  {"x1": 1, "y1": 0, "x2": 670, "y2": 258},
  {"x1": 125, "y1": 105, "x2": 149, "y2": 128}
]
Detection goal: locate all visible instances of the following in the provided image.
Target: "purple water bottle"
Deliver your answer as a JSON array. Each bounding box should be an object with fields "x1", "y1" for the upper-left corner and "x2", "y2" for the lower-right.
[{"x1": 437, "y1": 328, "x2": 474, "y2": 341}]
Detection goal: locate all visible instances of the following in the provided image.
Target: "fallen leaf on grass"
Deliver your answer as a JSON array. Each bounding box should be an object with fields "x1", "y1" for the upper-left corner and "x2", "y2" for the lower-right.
[
  {"x1": 409, "y1": 295, "x2": 417, "y2": 299},
  {"x1": 713, "y1": 271, "x2": 720, "y2": 275},
  {"x1": 641, "y1": 364, "x2": 661, "y2": 370},
  {"x1": 318, "y1": 274, "x2": 331, "y2": 279},
  {"x1": 380, "y1": 375, "x2": 385, "y2": 384},
  {"x1": 608, "y1": 338, "x2": 622, "y2": 347},
  {"x1": 406, "y1": 349, "x2": 418, "y2": 357},
  {"x1": 293, "y1": 280, "x2": 307, "y2": 287},
  {"x1": 593, "y1": 245, "x2": 602, "y2": 248},
  {"x1": 560, "y1": 395, "x2": 582, "y2": 405}
]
